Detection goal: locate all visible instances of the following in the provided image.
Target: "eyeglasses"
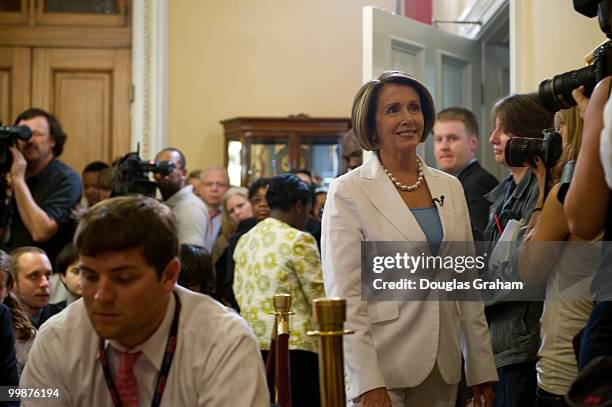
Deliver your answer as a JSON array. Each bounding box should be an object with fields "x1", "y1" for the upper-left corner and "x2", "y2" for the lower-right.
[{"x1": 202, "y1": 181, "x2": 229, "y2": 188}]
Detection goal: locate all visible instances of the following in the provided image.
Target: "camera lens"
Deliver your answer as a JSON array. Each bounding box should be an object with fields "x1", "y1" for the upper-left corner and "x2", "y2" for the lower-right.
[
  {"x1": 504, "y1": 137, "x2": 543, "y2": 167},
  {"x1": 538, "y1": 65, "x2": 597, "y2": 112}
]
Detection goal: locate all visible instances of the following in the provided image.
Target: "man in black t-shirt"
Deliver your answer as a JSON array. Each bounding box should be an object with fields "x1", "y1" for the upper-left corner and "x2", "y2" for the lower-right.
[{"x1": 1, "y1": 108, "x2": 81, "y2": 265}]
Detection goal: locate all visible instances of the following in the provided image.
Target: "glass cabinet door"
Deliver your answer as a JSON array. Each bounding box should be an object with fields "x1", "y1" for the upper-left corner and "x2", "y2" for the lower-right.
[
  {"x1": 37, "y1": 0, "x2": 127, "y2": 26},
  {"x1": 300, "y1": 137, "x2": 341, "y2": 188},
  {"x1": 247, "y1": 138, "x2": 290, "y2": 185},
  {"x1": 0, "y1": 0, "x2": 27, "y2": 24}
]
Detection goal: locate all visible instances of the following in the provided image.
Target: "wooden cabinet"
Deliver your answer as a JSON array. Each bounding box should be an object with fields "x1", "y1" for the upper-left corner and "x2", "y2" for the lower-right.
[
  {"x1": 221, "y1": 115, "x2": 351, "y2": 187},
  {"x1": 0, "y1": 0, "x2": 128, "y2": 27},
  {"x1": 0, "y1": 0, "x2": 131, "y2": 174}
]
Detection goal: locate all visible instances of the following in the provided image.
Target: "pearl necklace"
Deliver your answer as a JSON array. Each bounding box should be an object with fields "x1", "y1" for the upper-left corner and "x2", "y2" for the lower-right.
[{"x1": 381, "y1": 159, "x2": 424, "y2": 192}]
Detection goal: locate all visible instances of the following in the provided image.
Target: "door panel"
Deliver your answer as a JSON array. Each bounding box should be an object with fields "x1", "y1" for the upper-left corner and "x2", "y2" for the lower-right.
[
  {"x1": 0, "y1": 46, "x2": 30, "y2": 124},
  {"x1": 363, "y1": 6, "x2": 481, "y2": 166},
  {"x1": 54, "y1": 72, "x2": 111, "y2": 174},
  {"x1": 32, "y1": 47, "x2": 130, "y2": 173}
]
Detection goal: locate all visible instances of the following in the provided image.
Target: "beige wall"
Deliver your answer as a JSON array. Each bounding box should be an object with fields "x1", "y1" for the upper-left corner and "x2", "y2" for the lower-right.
[
  {"x1": 514, "y1": 0, "x2": 606, "y2": 92},
  {"x1": 168, "y1": 0, "x2": 395, "y2": 171}
]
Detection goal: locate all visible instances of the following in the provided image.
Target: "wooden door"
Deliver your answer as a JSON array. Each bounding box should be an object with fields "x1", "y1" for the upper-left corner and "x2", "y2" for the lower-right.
[
  {"x1": 31, "y1": 47, "x2": 130, "y2": 174},
  {"x1": 0, "y1": 46, "x2": 30, "y2": 124}
]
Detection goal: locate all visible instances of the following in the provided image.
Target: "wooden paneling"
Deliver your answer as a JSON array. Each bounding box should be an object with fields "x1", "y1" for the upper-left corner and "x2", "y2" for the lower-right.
[
  {"x1": 0, "y1": 0, "x2": 28, "y2": 25},
  {"x1": 32, "y1": 47, "x2": 130, "y2": 173},
  {"x1": 54, "y1": 73, "x2": 110, "y2": 174},
  {"x1": 0, "y1": 26, "x2": 131, "y2": 48},
  {"x1": 0, "y1": 46, "x2": 30, "y2": 123}
]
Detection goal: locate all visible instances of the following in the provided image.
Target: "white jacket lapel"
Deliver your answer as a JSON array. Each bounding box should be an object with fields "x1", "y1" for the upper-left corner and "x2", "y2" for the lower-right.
[{"x1": 359, "y1": 154, "x2": 426, "y2": 242}]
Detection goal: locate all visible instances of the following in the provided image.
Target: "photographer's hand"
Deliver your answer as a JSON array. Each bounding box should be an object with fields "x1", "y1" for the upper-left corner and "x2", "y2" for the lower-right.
[
  {"x1": 8, "y1": 146, "x2": 27, "y2": 182},
  {"x1": 530, "y1": 157, "x2": 547, "y2": 208},
  {"x1": 572, "y1": 85, "x2": 589, "y2": 118}
]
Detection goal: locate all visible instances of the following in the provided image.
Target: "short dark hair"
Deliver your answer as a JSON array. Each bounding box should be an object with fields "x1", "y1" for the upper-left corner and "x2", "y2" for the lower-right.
[
  {"x1": 266, "y1": 174, "x2": 312, "y2": 211},
  {"x1": 248, "y1": 177, "x2": 270, "y2": 200},
  {"x1": 15, "y1": 108, "x2": 67, "y2": 157},
  {"x1": 157, "y1": 147, "x2": 186, "y2": 169},
  {"x1": 289, "y1": 168, "x2": 312, "y2": 179},
  {"x1": 55, "y1": 244, "x2": 79, "y2": 277},
  {"x1": 83, "y1": 161, "x2": 109, "y2": 174},
  {"x1": 493, "y1": 93, "x2": 554, "y2": 139},
  {"x1": 74, "y1": 196, "x2": 178, "y2": 279},
  {"x1": 97, "y1": 168, "x2": 113, "y2": 190},
  {"x1": 178, "y1": 244, "x2": 214, "y2": 295},
  {"x1": 436, "y1": 107, "x2": 480, "y2": 138}
]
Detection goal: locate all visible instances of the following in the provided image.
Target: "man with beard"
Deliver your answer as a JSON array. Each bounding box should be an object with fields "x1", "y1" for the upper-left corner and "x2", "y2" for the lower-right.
[
  {"x1": 1, "y1": 109, "x2": 82, "y2": 265},
  {"x1": 154, "y1": 148, "x2": 209, "y2": 251}
]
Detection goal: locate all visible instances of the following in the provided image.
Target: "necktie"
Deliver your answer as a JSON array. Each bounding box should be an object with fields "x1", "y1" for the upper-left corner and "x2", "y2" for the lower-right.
[{"x1": 114, "y1": 351, "x2": 142, "y2": 407}]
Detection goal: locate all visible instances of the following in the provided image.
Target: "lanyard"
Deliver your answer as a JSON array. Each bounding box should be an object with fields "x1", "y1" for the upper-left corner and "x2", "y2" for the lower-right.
[{"x1": 99, "y1": 292, "x2": 181, "y2": 407}]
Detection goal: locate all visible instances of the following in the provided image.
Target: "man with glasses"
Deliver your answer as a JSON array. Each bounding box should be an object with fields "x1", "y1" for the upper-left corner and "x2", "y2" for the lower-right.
[
  {"x1": 1, "y1": 108, "x2": 82, "y2": 266},
  {"x1": 154, "y1": 148, "x2": 210, "y2": 252},
  {"x1": 199, "y1": 167, "x2": 230, "y2": 249}
]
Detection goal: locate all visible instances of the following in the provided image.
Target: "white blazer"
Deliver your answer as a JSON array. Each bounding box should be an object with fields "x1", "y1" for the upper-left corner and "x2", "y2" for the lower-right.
[{"x1": 321, "y1": 154, "x2": 497, "y2": 401}]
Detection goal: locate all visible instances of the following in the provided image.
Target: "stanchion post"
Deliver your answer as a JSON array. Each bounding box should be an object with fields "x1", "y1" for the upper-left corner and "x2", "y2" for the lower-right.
[{"x1": 307, "y1": 297, "x2": 354, "y2": 407}]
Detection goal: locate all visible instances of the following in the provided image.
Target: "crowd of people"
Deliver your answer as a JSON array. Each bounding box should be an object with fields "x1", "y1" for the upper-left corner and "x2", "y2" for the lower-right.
[{"x1": 0, "y1": 67, "x2": 611, "y2": 407}]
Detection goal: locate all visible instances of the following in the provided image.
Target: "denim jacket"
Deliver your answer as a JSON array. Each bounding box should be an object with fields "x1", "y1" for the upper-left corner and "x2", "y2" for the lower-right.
[{"x1": 483, "y1": 171, "x2": 544, "y2": 368}]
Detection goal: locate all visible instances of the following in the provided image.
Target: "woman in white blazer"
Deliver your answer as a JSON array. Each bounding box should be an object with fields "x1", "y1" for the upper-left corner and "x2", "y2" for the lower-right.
[{"x1": 321, "y1": 71, "x2": 498, "y2": 407}]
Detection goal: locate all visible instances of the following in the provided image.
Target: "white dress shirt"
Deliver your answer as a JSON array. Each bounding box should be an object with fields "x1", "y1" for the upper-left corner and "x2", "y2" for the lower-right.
[
  {"x1": 165, "y1": 185, "x2": 211, "y2": 252},
  {"x1": 20, "y1": 286, "x2": 270, "y2": 406},
  {"x1": 600, "y1": 92, "x2": 612, "y2": 189}
]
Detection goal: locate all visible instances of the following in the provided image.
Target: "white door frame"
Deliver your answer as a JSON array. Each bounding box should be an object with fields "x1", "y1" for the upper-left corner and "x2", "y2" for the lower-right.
[{"x1": 132, "y1": 0, "x2": 168, "y2": 160}]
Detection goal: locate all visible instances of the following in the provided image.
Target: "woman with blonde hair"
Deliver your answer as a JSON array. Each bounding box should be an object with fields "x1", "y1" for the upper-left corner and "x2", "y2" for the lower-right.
[
  {"x1": 215, "y1": 186, "x2": 256, "y2": 309},
  {"x1": 520, "y1": 97, "x2": 598, "y2": 407},
  {"x1": 0, "y1": 249, "x2": 36, "y2": 374}
]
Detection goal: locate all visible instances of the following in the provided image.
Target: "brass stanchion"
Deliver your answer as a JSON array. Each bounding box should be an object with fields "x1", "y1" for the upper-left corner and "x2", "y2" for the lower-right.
[
  {"x1": 270, "y1": 294, "x2": 293, "y2": 407},
  {"x1": 307, "y1": 297, "x2": 354, "y2": 407}
]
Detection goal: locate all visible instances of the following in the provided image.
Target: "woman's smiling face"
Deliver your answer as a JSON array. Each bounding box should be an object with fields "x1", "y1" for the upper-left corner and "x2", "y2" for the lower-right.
[{"x1": 375, "y1": 84, "x2": 424, "y2": 154}]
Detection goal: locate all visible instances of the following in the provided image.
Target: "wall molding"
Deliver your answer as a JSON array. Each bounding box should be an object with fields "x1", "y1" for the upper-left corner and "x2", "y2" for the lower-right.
[
  {"x1": 457, "y1": 0, "x2": 507, "y2": 39},
  {"x1": 131, "y1": 0, "x2": 167, "y2": 160}
]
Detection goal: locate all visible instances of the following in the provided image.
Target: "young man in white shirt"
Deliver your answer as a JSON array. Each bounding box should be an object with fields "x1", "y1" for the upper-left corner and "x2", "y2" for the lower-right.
[{"x1": 20, "y1": 195, "x2": 269, "y2": 407}]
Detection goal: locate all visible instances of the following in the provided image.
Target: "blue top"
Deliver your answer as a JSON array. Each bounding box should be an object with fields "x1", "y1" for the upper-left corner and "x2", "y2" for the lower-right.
[{"x1": 410, "y1": 205, "x2": 443, "y2": 255}]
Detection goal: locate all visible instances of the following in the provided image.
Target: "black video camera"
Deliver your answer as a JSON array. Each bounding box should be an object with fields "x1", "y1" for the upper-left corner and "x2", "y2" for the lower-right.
[
  {"x1": 538, "y1": 0, "x2": 612, "y2": 112},
  {"x1": 0, "y1": 124, "x2": 32, "y2": 173},
  {"x1": 504, "y1": 129, "x2": 563, "y2": 168},
  {"x1": 111, "y1": 147, "x2": 174, "y2": 197}
]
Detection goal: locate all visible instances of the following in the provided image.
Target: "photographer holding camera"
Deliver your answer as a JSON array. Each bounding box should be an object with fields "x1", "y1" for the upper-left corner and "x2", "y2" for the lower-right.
[
  {"x1": 518, "y1": 98, "x2": 602, "y2": 406},
  {"x1": 153, "y1": 147, "x2": 211, "y2": 252},
  {"x1": 556, "y1": 1, "x2": 612, "y2": 376},
  {"x1": 483, "y1": 92, "x2": 554, "y2": 407},
  {"x1": 0, "y1": 108, "x2": 81, "y2": 265}
]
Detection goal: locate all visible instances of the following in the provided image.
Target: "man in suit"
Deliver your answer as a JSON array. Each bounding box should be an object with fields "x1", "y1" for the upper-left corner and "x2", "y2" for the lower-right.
[{"x1": 434, "y1": 107, "x2": 499, "y2": 241}]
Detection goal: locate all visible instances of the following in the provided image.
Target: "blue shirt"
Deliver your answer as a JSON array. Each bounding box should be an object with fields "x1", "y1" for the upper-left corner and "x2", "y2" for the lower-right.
[{"x1": 410, "y1": 205, "x2": 443, "y2": 255}]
